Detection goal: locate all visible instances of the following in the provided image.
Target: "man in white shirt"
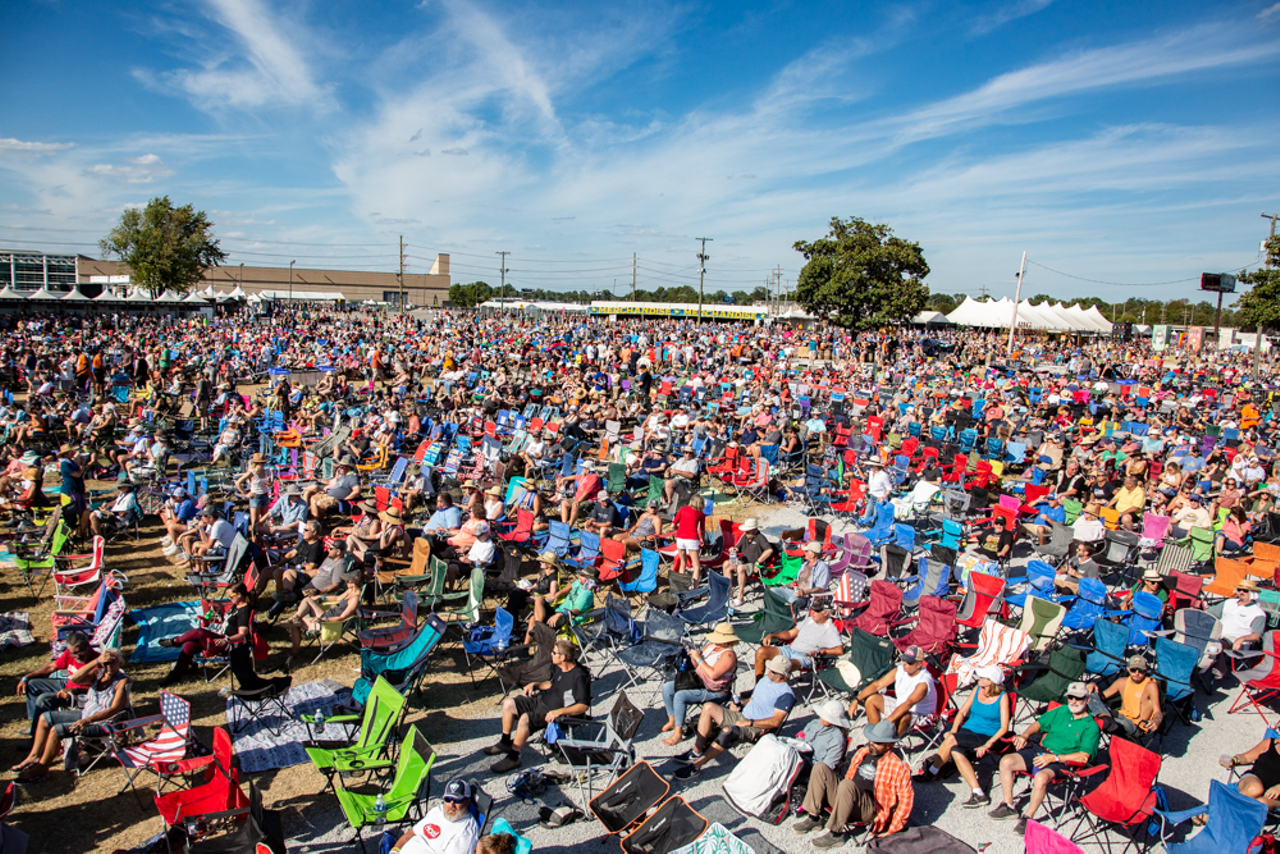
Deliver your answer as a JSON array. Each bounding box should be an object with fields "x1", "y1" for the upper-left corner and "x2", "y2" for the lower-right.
[
  {"x1": 1222, "y1": 580, "x2": 1266, "y2": 650},
  {"x1": 392, "y1": 778, "x2": 479, "y2": 854},
  {"x1": 1071, "y1": 507, "x2": 1106, "y2": 545},
  {"x1": 849, "y1": 644, "x2": 938, "y2": 736}
]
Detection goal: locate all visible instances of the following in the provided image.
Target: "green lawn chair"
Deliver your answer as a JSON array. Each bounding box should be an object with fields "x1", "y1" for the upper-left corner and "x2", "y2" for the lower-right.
[
  {"x1": 817, "y1": 627, "x2": 894, "y2": 698},
  {"x1": 441, "y1": 565, "x2": 485, "y2": 634},
  {"x1": 736, "y1": 587, "x2": 796, "y2": 647},
  {"x1": 335, "y1": 725, "x2": 435, "y2": 852},
  {"x1": 302, "y1": 675, "x2": 407, "y2": 791},
  {"x1": 408, "y1": 556, "x2": 449, "y2": 612},
  {"x1": 607, "y1": 462, "x2": 628, "y2": 496},
  {"x1": 1020, "y1": 596, "x2": 1067, "y2": 653},
  {"x1": 646, "y1": 475, "x2": 664, "y2": 508},
  {"x1": 761, "y1": 552, "x2": 802, "y2": 588},
  {"x1": 1062, "y1": 498, "x2": 1083, "y2": 526},
  {"x1": 1014, "y1": 644, "x2": 1086, "y2": 721},
  {"x1": 1186, "y1": 526, "x2": 1216, "y2": 565},
  {"x1": 14, "y1": 520, "x2": 71, "y2": 597}
]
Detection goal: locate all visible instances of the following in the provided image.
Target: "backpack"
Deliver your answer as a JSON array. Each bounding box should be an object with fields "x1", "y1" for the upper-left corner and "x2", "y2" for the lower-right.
[
  {"x1": 722, "y1": 734, "x2": 805, "y2": 825},
  {"x1": 1145, "y1": 785, "x2": 1170, "y2": 842}
]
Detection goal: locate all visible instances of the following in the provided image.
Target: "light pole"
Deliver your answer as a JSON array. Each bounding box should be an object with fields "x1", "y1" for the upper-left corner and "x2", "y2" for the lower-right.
[
  {"x1": 696, "y1": 237, "x2": 712, "y2": 322},
  {"x1": 289, "y1": 260, "x2": 295, "y2": 304},
  {"x1": 1006, "y1": 251, "x2": 1027, "y2": 356}
]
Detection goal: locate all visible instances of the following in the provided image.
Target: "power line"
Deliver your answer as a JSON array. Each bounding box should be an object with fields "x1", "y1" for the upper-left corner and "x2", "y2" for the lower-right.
[{"x1": 1025, "y1": 253, "x2": 1265, "y2": 287}]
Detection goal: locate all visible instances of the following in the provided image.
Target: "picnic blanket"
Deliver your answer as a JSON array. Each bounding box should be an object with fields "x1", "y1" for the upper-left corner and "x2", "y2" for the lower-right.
[
  {"x1": 0, "y1": 612, "x2": 34, "y2": 650},
  {"x1": 128, "y1": 601, "x2": 202, "y2": 663},
  {"x1": 228, "y1": 679, "x2": 356, "y2": 773}
]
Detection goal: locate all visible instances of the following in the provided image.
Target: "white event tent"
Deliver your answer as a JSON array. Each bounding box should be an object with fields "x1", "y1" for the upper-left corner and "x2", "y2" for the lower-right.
[{"x1": 945, "y1": 297, "x2": 1112, "y2": 333}]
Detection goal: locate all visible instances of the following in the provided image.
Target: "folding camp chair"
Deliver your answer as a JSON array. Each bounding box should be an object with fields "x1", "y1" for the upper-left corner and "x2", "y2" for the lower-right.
[
  {"x1": 556, "y1": 690, "x2": 645, "y2": 804},
  {"x1": 1068, "y1": 737, "x2": 1161, "y2": 853},
  {"x1": 1227, "y1": 630, "x2": 1280, "y2": 725},
  {"x1": 893, "y1": 595, "x2": 958, "y2": 657},
  {"x1": 153, "y1": 727, "x2": 250, "y2": 842},
  {"x1": 107, "y1": 691, "x2": 202, "y2": 807},
  {"x1": 613, "y1": 609, "x2": 683, "y2": 699},
  {"x1": 945, "y1": 617, "x2": 1030, "y2": 688},
  {"x1": 736, "y1": 587, "x2": 796, "y2": 648},
  {"x1": 494, "y1": 620, "x2": 556, "y2": 699},
  {"x1": 1014, "y1": 645, "x2": 1087, "y2": 722},
  {"x1": 679, "y1": 571, "x2": 731, "y2": 636},
  {"x1": 461, "y1": 607, "x2": 517, "y2": 688},
  {"x1": 1020, "y1": 596, "x2": 1067, "y2": 653},
  {"x1": 955, "y1": 571, "x2": 1006, "y2": 633},
  {"x1": 818, "y1": 627, "x2": 896, "y2": 698},
  {"x1": 1152, "y1": 779, "x2": 1268, "y2": 854},
  {"x1": 1072, "y1": 617, "x2": 1130, "y2": 680},
  {"x1": 334, "y1": 725, "x2": 435, "y2": 853},
  {"x1": 303, "y1": 676, "x2": 408, "y2": 792},
  {"x1": 837, "y1": 579, "x2": 904, "y2": 636}
]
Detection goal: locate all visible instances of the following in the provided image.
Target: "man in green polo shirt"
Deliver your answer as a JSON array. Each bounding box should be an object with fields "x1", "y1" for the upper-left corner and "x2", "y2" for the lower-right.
[{"x1": 988, "y1": 681, "x2": 1100, "y2": 836}]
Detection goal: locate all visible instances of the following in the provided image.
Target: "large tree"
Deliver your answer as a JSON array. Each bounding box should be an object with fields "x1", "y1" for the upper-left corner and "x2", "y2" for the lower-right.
[
  {"x1": 99, "y1": 196, "x2": 227, "y2": 296},
  {"x1": 1235, "y1": 235, "x2": 1280, "y2": 332},
  {"x1": 793, "y1": 216, "x2": 930, "y2": 331}
]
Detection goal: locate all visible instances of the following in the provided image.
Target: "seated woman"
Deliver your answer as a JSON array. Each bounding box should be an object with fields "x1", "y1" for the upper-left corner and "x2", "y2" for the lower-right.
[
  {"x1": 1222, "y1": 732, "x2": 1280, "y2": 812},
  {"x1": 613, "y1": 499, "x2": 666, "y2": 552},
  {"x1": 281, "y1": 573, "x2": 362, "y2": 671},
  {"x1": 1217, "y1": 505, "x2": 1252, "y2": 554},
  {"x1": 334, "y1": 498, "x2": 383, "y2": 561},
  {"x1": 660, "y1": 622, "x2": 740, "y2": 746},
  {"x1": 16, "y1": 648, "x2": 131, "y2": 783},
  {"x1": 918, "y1": 667, "x2": 1010, "y2": 806},
  {"x1": 158, "y1": 583, "x2": 255, "y2": 686}
]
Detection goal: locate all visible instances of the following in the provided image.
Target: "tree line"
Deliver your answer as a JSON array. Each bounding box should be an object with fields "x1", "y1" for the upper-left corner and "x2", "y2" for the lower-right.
[{"x1": 447, "y1": 281, "x2": 776, "y2": 308}]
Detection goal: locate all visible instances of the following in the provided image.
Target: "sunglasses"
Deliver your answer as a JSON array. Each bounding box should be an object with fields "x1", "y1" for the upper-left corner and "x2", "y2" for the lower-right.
[{"x1": 442, "y1": 796, "x2": 467, "y2": 805}]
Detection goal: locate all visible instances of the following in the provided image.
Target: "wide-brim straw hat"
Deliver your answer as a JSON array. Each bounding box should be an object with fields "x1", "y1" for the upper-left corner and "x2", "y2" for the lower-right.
[
  {"x1": 537, "y1": 552, "x2": 560, "y2": 569},
  {"x1": 380, "y1": 508, "x2": 402, "y2": 524},
  {"x1": 357, "y1": 499, "x2": 378, "y2": 513},
  {"x1": 705, "y1": 622, "x2": 741, "y2": 645}
]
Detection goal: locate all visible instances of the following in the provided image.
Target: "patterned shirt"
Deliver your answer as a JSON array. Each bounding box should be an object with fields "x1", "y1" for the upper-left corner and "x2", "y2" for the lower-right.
[{"x1": 842, "y1": 746, "x2": 914, "y2": 835}]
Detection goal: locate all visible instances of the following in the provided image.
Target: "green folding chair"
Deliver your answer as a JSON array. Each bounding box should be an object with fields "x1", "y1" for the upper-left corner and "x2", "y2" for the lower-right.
[
  {"x1": 407, "y1": 556, "x2": 449, "y2": 612},
  {"x1": 441, "y1": 565, "x2": 485, "y2": 634},
  {"x1": 762, "y1": 552, "x2": 802, "y2": 589},
  {"x1": 1186, "y1": 526, "x2": 1215, "y2": 564},
  {"x1": 335, "y1": 725, "x2": 435, "y2": 853},
  {"x1": 1062, "y1": 498, "x2": 1083, "y2": 526},
  {"x1": 302, "y1": 675, "x2": 408, "y2": 791},
  {"x1": 736, "y1": 587, "x2": 796, "y2": 647},
  {"x1": 14, "y1": 520, "x2": 71, "y2": 597},
  {"x1": 817, "y1": 628, "x2": 894, "y2": 698},
  {"x1": 1020, "y1": 595, "x2": 1067, "y2": 653}
]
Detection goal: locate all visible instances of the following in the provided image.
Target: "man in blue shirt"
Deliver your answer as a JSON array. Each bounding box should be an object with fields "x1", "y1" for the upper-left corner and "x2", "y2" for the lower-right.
[
  {"x1": 675, "y1": 656, "x2": 795, "y2": 779},
  {"x1": 264, "y1": 486, "x2": 309, "y2": 537},
  {"x1": 423, "y1": 493, "x2": 462, "y2": 537}
]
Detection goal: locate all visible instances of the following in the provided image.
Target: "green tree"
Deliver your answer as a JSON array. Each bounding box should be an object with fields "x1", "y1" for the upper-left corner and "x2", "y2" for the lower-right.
[
  {"x1": 98, "y1": 196, "x2": 227, "y2": 296},
  {"x1": 792, "y1": 217, "x2": 930, "y2": 331},
  {"x1": 1236, "y1": 235, "x2": 1280, "y2": 332},
  {"x1": 447, "y1": 280, "x2": 492, "y2": 307},
  {"x1": 927, "y1": 292, "x2": 957, "y2": 314}
]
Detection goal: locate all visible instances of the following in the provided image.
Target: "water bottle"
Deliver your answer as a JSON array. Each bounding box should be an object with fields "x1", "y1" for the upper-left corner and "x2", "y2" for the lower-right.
[
  {"x1": 374, "y1": 793, "x2": 387, "y2": 825},
  {"x1": 315, "y1": 708, "x2": 325, "y2": 735},
  {"x1": 218, "y1": 686, "x2": 231, "y2": 698}
]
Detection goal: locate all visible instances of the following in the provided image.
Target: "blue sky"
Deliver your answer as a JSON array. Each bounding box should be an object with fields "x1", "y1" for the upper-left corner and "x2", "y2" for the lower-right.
[{"x1": 1, "y1": 0, "x2": 1278, "y2": 303}]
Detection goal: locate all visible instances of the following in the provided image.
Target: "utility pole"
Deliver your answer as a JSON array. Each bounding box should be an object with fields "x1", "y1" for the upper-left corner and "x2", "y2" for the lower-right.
[
  {"x1": 979, "y1": 282, "x2": 989, "y2": 300},
  {"x1": 497, "y1": 251, "x2": 509, "y2": 296},
  {"x1": 696, "y1": 237, "x2": 712, "y2": 322},
  {"x1": 397, "y1": 235, "x2": 405, "y2": 314},
  {"x1": 289, "y1": 260, "x2": 295, "y2": 304},
  {"x1": 631, "y1": 253, "x2": 637, "y2": 301},
  {"x1": 1006, "y1": 252, "x2": 1027, "y2": 356},
  {"x1": 1256, "y1": 212, "x2": 1278, "y2": 379}
]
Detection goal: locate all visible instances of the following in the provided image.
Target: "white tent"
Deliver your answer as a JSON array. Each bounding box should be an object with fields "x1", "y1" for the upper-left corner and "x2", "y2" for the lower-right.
[
  {"x1": 27, "y1": 286, "x2": 64, "y2": 301},
  {"x1": 182, "y1": 292, "x2": 210, "y2": 304},
  {"x1": 93, "y1": 289, "x2": 127, "y2": 304},
  {"x1": 947, "y1": 297, "x2": 1006, "y2": 327},
  {"x1": 1083, "y1": 306, "x2": 1113, "y2": 333},
  {"x1": 126, "y1": 288, "x2": 153, "y2": 303},
  {"x1": 0, "y1": 286, "x2": 27, "y2": 301},
  {"x1": 201, "y1": 285, "x2": 217, "y2": 297},
  {"x1": 153, "y1": 290, "x2": 182, "y2": 304},
  {"x1": 228, "y1": 286, "x2": 247, "y2": 299},
  {"x1": 60, "y1": 288, "x2": 93, "y2": 302}
]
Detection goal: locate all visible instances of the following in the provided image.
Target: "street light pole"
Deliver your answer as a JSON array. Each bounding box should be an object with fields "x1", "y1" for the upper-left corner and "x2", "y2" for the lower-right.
[
  {"x1": 289, "y1": 260, "x2": 295, "y2": 304},
  {"x1": 1256, "y1": 212, "x2": 1278, "y2": 379},
  {"x1": 696, "y1": 237, "x2": 712, "y2": 322},
  {"x1": 1006, "y1": 251, "x2": 1027, "y2": 356}
]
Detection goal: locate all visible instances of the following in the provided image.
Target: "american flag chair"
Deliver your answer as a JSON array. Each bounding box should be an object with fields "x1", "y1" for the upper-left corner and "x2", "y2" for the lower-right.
[{"x1": 107, "y1": 691, "x2": 208, "y2": 806}]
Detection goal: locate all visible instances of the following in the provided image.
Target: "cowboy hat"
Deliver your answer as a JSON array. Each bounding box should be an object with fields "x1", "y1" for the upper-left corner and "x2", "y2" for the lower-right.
[
  {"x1": 249, "y1": 452, "x2": 266, "y2": 464},
  {"x1": 1238, "y1": 579, "x2": 1259, "y2": 592},
  {"x1": 380, "y1": 507, "x2": 402, "y2": 524},
  {"x1": 462, "y1": 479, "x2": 478, "y2": 489},
  {"x1": 536, "y1": 552, "x2": 560, "y2": 568},
  {"x1": 705, "y1": 622, "x2": 741, "y2": 646},
  {"x1": 485, "y1": 485, "x2": 502, "y2": 497},
  {"x1": 816, "y1": 699, "x2": 853, "y2": 728},
  {"x1": 740, "y1": 518, "x2": 759, "y2": 532}
]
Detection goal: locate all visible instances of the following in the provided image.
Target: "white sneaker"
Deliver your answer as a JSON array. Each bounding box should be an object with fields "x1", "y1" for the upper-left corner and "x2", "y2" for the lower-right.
[{"x1": 160, "y1": 536, "x2": 173, "y2": 547}]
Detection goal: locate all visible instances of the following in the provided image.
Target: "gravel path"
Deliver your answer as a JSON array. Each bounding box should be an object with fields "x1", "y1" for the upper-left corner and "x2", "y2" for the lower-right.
[{"x1": 284, "y1": 508, "x2": 1255, "y2": 854}]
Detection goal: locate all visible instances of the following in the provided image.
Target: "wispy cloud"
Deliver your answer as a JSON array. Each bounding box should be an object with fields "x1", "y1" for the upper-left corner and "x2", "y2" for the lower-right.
[
  {"x1": 971, "y1": 0, "x2": 1056, "y2": 35},
  {"x1": 0, "y1": 138, "x2": 75, "y2": 156},
  {"x1": 136, "y1": 0, "x2": 332, "y2": 112},
  {"x1": 1261, "y1": 3, "x2": 1280, "y2": 19},
  {"x1": 86, "y1": 153, "x2": 175, "y2": 184}
]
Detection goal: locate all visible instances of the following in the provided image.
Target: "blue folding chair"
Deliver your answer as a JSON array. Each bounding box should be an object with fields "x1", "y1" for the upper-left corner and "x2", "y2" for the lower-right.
[{"x1": 1152, "y1": 779, "x2": 1267, "y2": 854}]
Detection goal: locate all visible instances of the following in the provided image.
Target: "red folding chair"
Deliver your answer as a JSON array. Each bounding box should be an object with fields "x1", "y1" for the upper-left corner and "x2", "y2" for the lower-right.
[
  {"x1": 154, "y1": 727, "x2": 249, "y2": 836},
  {"x1": 1068, "y1": 737, "x2": 1161, "y2": 850},
  {"x1": 1228, "y1": 631, "x2": 1280, "y2": 726}
]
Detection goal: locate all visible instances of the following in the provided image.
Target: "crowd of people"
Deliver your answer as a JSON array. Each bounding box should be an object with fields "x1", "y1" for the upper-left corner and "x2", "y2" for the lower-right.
[{"x1": 3, "y1": 303, "x2": 1280, "y2": 851}]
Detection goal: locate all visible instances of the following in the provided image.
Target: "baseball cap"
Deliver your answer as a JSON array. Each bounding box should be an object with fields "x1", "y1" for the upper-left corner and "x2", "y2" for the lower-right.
[
  {"x1": 1065, "y1": 682, "x2": 1090, "y2": 699},
  {"x1": 766, "y1": 657, "x2": 792, "y2": 677},
  {"x1": 443, "y1": 779, "x2": 471, "y2": 801},
  {"x1": 900, "y1": 645, "x2": 924, "y2": 665},
  {"x1": 1127, "y1": 655, "x2": 1149, "y2": 672}
]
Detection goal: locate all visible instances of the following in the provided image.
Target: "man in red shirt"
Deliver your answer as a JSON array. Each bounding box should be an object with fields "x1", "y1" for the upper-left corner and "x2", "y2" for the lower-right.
[
  {"x1": 672, "y1": 501, "x2": 705, "y2": 583},
  {"x1": 556, "y1": 462, "x2": 603, "y2": 525},
  {"x1": 17, "y1": 631, "x2": 96, "y2": 738}
]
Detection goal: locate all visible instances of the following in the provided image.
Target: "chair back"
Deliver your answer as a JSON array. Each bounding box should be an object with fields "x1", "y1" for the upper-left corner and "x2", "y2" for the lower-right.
[
  {"x1": 1079, "y1": 737, "x2": 1160, "y2": 825},
  {"x1": 1022, "y1": 596, "x2": 1066, "y2": 652},
  {"x1": 1128, "y1": 591, "x2": 1164, "y2": 646},
  {"x1": 620, "y1": 549, "x2": 661, "y2": 596},
  {"x1": 1154, "y1": 636, "x2": 1199, "y2": 703},
  {"x1": 1175, "y1": 779, "x2": 1269, "y2": 853},
  {"x1": 1025, "y1": 818, "x2": 1084, "y2": 854},
  {"x1": 1086, "y1": 618, "x2": 1128, "y2": 677},
  {"x1": 359, "y1": 676, "x2": 409, "y2": 751},
  {"x1": 957, "y1": 572, "x2": 1005, "y2": 627}
]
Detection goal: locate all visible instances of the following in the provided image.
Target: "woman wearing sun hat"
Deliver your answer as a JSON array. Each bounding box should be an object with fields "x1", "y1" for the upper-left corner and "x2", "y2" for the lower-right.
[
  {"x1": 234, "y1": 452, "x2": 273, "y2": 539},
  {"x1": 660, "y1": 622, "x2": 740, "y2": 746}
]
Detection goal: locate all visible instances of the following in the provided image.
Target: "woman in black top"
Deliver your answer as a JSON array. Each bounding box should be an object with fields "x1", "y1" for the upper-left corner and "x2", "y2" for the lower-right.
[
  {"x1": 158, "y1": 583, "x2": 254, "y2": 685},
  {"x1": 1225, "y1": 733, "x2": 1280, "y2": 809}
]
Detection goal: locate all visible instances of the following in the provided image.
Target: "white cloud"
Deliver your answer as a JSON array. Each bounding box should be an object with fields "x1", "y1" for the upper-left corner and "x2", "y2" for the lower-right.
[
  {"x1": 0, "y1": 138, "x2": 75, "y2": 156},
  {"x1": 86, "y1": 154, "x2": 175, "y2": 184},
  {"x1": 971, "y1": 0, "x2": 1056, "y2": 35},
  {"x1": 1261, "y1": 3, "x2": 1280, "y2": 19},
  {"x1": 138, "y1": 0, "x2": 332, "y2": 112}
]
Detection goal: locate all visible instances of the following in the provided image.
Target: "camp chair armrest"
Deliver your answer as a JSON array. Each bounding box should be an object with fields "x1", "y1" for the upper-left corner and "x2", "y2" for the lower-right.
[
  {"x1": 1152, "y1": 803, "x2": 1209, "y2": 827},
  {"x1": 334, "y1": 756, "x2": 395, "y2": 773},
  {"x1": 1071, "y1": 762, "x2": 1109, "y2": 779},
  {"x1": 104, "y1": 714, "x2": 163, "y2": 735},
  {"x1": 300, "y1": 712, "x2": 361, "y2": 724},
  {"x1": 675, "y1": 586, "x2": 710, "y2": 603},
  {"x1": 556, "y1": 715, "x2": 594, "y2": 728},
  {"x1": 1226, "y1": 646, "x2": 1278, "y2": 660}
]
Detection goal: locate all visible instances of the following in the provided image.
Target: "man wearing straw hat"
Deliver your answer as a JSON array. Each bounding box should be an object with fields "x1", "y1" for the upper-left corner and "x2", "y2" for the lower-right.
[
  {"x1": 793, "y1": 719, "x2": 914, "y2": 847},
  {"x1": 1212, "y1": 578, "x2": 1267, "y2": 681}
]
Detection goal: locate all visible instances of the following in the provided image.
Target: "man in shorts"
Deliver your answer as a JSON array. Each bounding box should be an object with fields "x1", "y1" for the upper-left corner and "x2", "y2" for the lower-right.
[
  {"x1": 754, "y1": 600, "x2": 844, "y2": 679},
  {"x1": 675, "y1": 656, "x2": 794, "y2": 780},
  {"x1": 848, "y1": 644, "x2": 937, "y2": 737},
  {"x1": 487, "y1": 640, "x2": 591, "y2": 774},
  {"x1": 990, "y1": 681, "x2": 1101, "y2": 835}
]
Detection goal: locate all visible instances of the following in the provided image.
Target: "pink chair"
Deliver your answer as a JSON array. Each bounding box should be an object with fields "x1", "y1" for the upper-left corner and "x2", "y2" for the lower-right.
[{"x1": 1025, "y1": 818, "x2": 1084, "y2": 854}]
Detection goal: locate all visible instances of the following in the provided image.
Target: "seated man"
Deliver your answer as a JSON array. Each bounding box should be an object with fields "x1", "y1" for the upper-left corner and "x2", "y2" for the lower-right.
[
  {"x1": 159, "y1": 487, "x2": 199, "y2": 557},
  {"x1": 793, "y1": 720, "x2": 915, "y2": 849},
  {"x1": 262, "y1": 485, "x2": 309, "y2": 539},
  {"x1": 775, "y1": 541, "x2": 831, "y2": 607},
  {"x1": 266, "y1": 521, "x2": 329, "y2": 613},
  {"x1": 1087, "y1": 654, "x2": 1162, "y2": 737},
  {"x1": 523, "y1": 565, "x2": 595, "y2": 644},
  {"x1": 662, "y1": 449, "x2": 700, "y2": 503},
  {"x1": 1213, "y1": 579, "x2": 1267, "y2": 679},
  {"x1": 754, "y1": 600, "x2": 844, "y2": 678},
  {"x1": 1070, "y1": 506, "x2": 1106, "y2": 547},
  {"x1": 674, "y1": 656, "x2": 794, "y2": 780},
  {"x1": 303, "y1": 456, "x2": 361, "y2": 518},
  {"x1": 1021, "y1": 493, "x2": 1066, "y2": 545},
  {"x1": 16, "y1": 631, "x2": 96, "y2": 739},
  {"x1": 556, "y1": 462, "x2": 603, "y2": 525},
  {"x1": 727, "y1": 518, "x2": 776, "y2": 606},
  {"x1": 487, "y1": 640, "x2": 591, "y2": 773},
  {"x1": 625, "y1": 445, "x2": 667, "y2": 490},
  {"x1": 848, "y1": 644, "x2": 937, "y2": 737},
  {"x1": 391, "y1": 778, "x2": 480, "y2": 854},
  {"x1": 989, "y1": 681, "x2": 1101, "y2": 835},
  {"x1": 1053, "y1": 542, "x2": 1100, "y2": 594},
  {"x1": 580, "y1": 490, "x2": 621, "y2": 539},
  {"x1": 89, "y1": 475, "x2": 139, "y2": 538},
  {"x1": 421, "y1": 492, "x2": 462, "y2": 540},
  {"x1": 1108, "y1": 474, "x2": 1146, "y2": 531}
]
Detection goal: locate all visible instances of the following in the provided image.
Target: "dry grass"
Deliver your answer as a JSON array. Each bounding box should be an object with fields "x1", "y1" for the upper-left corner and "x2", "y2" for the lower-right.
[{"x1": 1, "y1": 508, "x2": 501, "y2": 854}]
